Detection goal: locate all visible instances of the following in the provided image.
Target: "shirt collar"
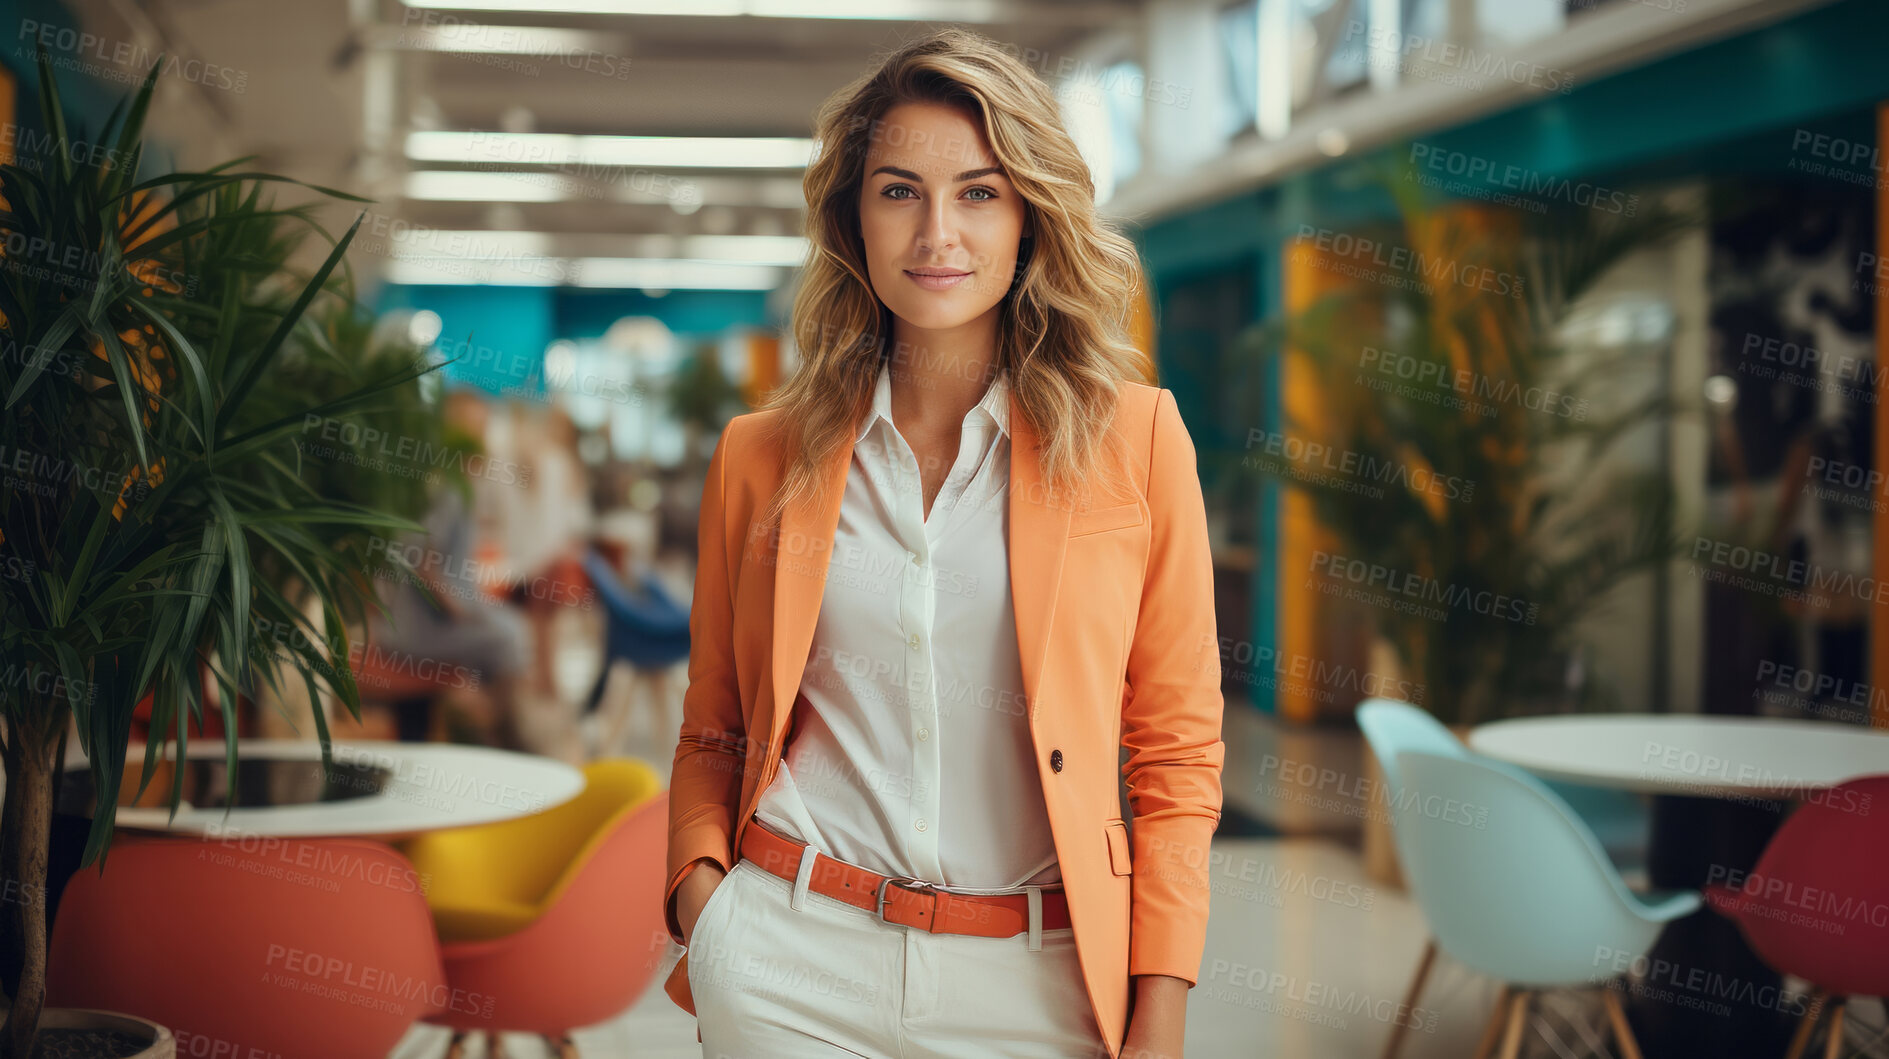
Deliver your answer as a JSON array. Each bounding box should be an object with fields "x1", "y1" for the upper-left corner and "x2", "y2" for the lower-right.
[{"x1": 853, "y1": 361, "x2": 1011, "y2": 445}]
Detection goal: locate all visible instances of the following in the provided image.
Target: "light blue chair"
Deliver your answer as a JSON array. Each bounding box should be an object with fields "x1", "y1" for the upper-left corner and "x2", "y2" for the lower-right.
[
  {"x1": 1356, "y1": 699, "x2": 1477, "y2": 1059},
  {"x1": 1358, "y1": 698, "x2": 1469, "y2": 797},
  {"x1": 1358, "y1": 698, "x2": 1650, "y2": 866},
  {"x1": 1395, "y1": 748, "x2": 1699, "y2": 1059}
]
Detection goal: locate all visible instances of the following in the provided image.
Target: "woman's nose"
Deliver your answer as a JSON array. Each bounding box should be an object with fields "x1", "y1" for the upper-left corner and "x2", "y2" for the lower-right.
[{"x1": 917, "y1": 200, "x2": 957, "y2": 253}]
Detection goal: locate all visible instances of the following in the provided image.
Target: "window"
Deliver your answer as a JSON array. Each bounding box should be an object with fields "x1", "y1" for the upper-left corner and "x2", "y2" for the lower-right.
[
  {"x1": 1104, "y1": 60, "x2": 1146, "y2": 186},
  {"x1": 1058, "y1": 55, "x2": 1145, "y2": 203},
  {"x1": 1227, "y1": 0, "x2": 1373, "y2": 142},
  {"x1": 1311, "y1": 0, "x2": 1371, "y2": 98},
  {"x1": 1288, "y1": 0, "x2": 1370, "y2": 113},
  {"x1": 1219, "y1": 1, "x2": 1259, "y2": 138}
]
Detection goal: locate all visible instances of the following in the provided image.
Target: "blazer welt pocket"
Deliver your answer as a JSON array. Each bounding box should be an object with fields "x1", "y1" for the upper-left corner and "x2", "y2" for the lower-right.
[
  {"x1": 1104, "y1": 819, "x2": 1133, "y2": 876},
  {"x1": 1069, "y1": 501, "x2": 1143, "y2": 537}
]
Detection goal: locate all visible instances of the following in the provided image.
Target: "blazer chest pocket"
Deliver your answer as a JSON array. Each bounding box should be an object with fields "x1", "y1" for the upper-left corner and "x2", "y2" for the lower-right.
[
  {"x1": 1070, "y1": 501, "x2": 1143, "y2": 538},
  {"x1": 1104, "y1": 819, "x2": 1133, "y2": 876}
]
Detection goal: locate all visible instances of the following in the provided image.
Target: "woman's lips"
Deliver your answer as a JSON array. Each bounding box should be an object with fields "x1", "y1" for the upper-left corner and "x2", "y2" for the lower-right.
[{"x1": 904, "y1": 269, "x2": 971, "y2": 291}]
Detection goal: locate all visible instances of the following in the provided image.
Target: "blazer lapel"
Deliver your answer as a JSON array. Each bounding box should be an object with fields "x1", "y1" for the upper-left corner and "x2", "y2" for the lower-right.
[
  {"x1": 769, "y1": 441, "x2": 851, "y2": 748},
  {"x1": 766, "y1": 387, "x2": 1075, "y2": 747},
  {"x1": 1007, "y1": 388, "x2": 1074, "y2": 728}
]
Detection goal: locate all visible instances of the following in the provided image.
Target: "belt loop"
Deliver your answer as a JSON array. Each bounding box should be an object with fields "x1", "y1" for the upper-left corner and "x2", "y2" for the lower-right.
[
  {"x1": 1026, "y1": 886, "x2": 1043, "y2": 952},
  {"x1": 791, "y1": 844, "x2": 819, "y2": 912}
]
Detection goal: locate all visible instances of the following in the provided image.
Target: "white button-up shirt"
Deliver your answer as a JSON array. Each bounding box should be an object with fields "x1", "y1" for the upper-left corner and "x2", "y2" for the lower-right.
[{"x1": 751, "y1": 362, "x2": 1060, "y2": 892}]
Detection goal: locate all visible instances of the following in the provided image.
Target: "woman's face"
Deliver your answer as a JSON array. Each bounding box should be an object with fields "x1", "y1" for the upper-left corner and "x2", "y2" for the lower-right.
[{"x1": 856, "y1": 101, "x2": 1029, "y2": 336}]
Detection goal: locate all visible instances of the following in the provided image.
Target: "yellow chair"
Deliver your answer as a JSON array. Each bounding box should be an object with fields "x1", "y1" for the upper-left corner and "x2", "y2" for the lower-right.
[{"x1": 398, "y1": 757, "x2": 663, "y2": 943}]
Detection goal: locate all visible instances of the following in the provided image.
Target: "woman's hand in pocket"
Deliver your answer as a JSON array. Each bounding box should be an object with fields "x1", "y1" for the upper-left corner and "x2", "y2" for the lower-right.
[{"x1": 678, "y1": 860, "x2": 730, "y2": 947}]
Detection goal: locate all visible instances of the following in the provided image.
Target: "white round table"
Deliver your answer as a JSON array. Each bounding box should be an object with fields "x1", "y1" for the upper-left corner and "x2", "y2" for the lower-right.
[
  {"x1": 60, "y1": 739, "x2": 585, "y2": 839},
  {"x1": 1467, "y1": 714, "x2": 1889, "y2": 797}
]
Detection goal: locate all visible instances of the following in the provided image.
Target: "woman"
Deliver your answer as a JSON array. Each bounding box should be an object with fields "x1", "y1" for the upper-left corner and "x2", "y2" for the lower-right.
[{"x1": 664, "y1": 29, "x2": 1224, "y2": 1059}]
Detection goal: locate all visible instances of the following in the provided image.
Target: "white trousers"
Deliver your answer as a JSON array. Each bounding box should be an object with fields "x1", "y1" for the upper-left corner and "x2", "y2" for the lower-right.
[{"x1": 687, "y1": 856, "x2": 1110, "y2": 1058}]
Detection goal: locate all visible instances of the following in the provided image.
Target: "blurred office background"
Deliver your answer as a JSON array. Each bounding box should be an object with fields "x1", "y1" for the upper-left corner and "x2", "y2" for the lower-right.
[{"x1": 5, "y1": 0, "x2": 1888, "y2": 1056}]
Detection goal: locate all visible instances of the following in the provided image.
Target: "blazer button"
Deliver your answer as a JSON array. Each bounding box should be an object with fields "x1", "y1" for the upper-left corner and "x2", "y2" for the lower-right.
[{"x1": 1050, "y1": 749, "x2": 1063, "y2": 773}]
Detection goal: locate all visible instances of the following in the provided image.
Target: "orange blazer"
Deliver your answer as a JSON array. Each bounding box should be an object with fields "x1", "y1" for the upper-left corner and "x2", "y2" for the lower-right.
[{"x1": 662, "y1": 380, "x2": 1227, "y2": 1059}]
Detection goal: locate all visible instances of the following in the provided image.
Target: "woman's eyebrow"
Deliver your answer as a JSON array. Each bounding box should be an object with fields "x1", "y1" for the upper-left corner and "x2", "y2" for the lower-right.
[{"x1": 868, "y1": 164, "x2": 1006, "y2": 182}]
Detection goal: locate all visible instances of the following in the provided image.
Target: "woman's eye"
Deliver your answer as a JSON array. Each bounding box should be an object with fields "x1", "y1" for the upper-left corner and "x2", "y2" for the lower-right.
[
  {"x1": 964, "y1": 186, "x2": 997, "y2": 201},
  {"x1": 883, "y1": 184, "x2": 917, "y2": 200}
]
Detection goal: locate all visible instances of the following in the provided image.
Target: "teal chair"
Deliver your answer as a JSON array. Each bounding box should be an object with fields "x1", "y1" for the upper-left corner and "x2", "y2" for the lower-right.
[
  {"x1": 1356, "y1": 699, "x2": 1475, "y2": 1059},
  {"x1": 1358, "y1": 698, "x2": 1468, "y2": 796},
  {"x1": 1356, "y1": 699, "x2": 1656, "y2": 1059},
  {"x1": 1395, "y1": 748, "x2": 1699, "y2": 1059},
  {"x1": 1358, "y1": 699, "x2": 1651, "y2": 865}
]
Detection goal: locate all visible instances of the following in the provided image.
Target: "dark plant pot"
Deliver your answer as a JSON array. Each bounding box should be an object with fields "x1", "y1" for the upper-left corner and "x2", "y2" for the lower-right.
[{"x1": 26, "y1": 1010, "x2": 173, "y2": 1059}]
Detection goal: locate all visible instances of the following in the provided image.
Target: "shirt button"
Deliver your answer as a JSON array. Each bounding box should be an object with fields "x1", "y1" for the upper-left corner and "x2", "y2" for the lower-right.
[
  {"x1": 1050, "y1": 749, "x2": 1064, "y2": 772},
  {"x1": 907, "y1": 633, "x2": 921, "y2": 650},
  {"x1": 915, "y1": 819, "x2": 928, "y2": 833},
  {"x1": 911, "y1": 552, "x2": 924, "y2": 567},
  {"x1": 917, "y1": 727, "x2": 931, "y2": 741}
]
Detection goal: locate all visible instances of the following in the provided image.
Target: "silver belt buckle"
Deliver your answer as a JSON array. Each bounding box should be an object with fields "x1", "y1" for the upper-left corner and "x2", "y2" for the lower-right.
[{"x1": 875, "y1": 874, "x2": 937, "y2": 924}]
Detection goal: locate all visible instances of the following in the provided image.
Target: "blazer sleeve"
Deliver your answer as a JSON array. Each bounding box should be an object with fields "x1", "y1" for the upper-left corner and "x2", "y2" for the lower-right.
[
  {"x1": 1122, "y1": 388, "x2": 1227, "y2": 984},
  {"x1": 663, "y1": 422, "x2": 750, "y2": 945}
]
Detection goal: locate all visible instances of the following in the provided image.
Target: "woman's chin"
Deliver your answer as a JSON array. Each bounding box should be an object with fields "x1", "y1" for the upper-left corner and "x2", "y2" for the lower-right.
[{"x1": 885, "y1": 301, "x2": 997, "y2": 335}]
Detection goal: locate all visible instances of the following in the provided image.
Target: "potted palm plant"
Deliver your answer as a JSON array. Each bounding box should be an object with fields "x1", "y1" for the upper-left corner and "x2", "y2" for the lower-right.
[
  {"x1": 1237, "y1": 157, "x2": 1699, "y2": 725},
  {"x1": 1231, "y1": 157, "x2": 1699, "y2": 881},
  {"x1": 0, "y1": 45, "x2": 434, "y2": 1056}
]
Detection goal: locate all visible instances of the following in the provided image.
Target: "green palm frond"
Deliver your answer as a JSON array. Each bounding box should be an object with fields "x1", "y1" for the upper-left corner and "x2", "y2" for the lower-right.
[
  {"x1": 1236, "y1": 152, "x2": 1703, "y2": 724},
  {"x1": 0, "y1": 43, "x2": 444, "y2": 875}
]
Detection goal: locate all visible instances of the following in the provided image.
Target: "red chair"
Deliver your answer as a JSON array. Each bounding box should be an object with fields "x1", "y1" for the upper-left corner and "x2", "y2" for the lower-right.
[
  {"x1": 48, "y1": 834, "x2": 447, "y2": 1058},
  {"x1": 351, "y1": 632, "x2": 453, "y2": 742},
  {"x1": 1704, "y1": 775, "x2": 1889, "y2": 1059},
  {"x1": 421, "y1": 791, "x2": 672, "y2": 1056}
]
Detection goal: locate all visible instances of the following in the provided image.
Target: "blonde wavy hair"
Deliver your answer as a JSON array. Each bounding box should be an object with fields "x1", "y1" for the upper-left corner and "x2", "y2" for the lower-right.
[{"x1": 752, "y1": 28, "x2": 1151, "y2": 531}]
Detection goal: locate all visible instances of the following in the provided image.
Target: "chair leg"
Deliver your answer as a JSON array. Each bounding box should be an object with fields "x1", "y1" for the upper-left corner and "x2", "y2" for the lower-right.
[
  {"x1": 1824, "y1": 998, "x2": 1847, "y2": 1059},
  {"x1": 546, "y1": 1033, "x2": 580, "y2": 1059},
  {"x1": 584, "y1": 656, "x2": 612, "y2": 717},
  {"x1": 1380, "y1": 938, "x2": 1437, "y2": 1059},
  {"x1": 1602, "y1": 987, "x2": 1645, "y2": 1059},
  {"x1": 392, "y1": 695, "x2": 434, "y2": 742},
  {"x1": 1787, "y1": 991, "x2": 1831, "y2": 1059},
  {"x1": 1496, "y1": 990, "x2": 1532, "y2": 1059},
  {"x1": 1472, "y1": 985, "x2": 1513, "y2": 1059}
]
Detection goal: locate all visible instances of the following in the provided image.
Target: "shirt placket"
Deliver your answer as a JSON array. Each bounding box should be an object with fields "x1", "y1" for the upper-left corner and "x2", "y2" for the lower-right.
[
  {"x1": 894, "y1": 411, "x2": 993, "y2": 883},
  {"x1": 882, "y1": 422, "x2": 941, "y2": 879}
]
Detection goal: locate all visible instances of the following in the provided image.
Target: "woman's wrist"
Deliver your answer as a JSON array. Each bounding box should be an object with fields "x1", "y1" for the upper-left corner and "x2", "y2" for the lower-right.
[
  {"x1": 1124, "y1": 974, "x2": 1189, "y2": 1058},
  {"x1": 1127, "y1": 974, "x2": 1189, "y2": 1027},
  {"x1": 677, "y1": 857, "x2": 729, "y2": 943}
]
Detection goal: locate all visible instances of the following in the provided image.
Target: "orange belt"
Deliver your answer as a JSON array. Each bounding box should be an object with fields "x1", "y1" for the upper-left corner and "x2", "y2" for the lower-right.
[{"x1": 737, "y1": 820, "x2": 1072, "y2": 938}]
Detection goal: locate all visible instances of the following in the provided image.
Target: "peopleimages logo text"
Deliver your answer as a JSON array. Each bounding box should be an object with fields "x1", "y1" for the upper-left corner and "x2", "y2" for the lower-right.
[
  {"x1": 1310, "y1": 550, "x2": 1539, "y2": 625},
  {"x1": 301, "y1": 415, "x2": 525, "y2": 486},
  {"x1": 1295, "y1": 226, "x2": 1523, "y2": 298},
  {"x1": 1407, "y1": 144, "x2": 1636, "y2": 215},
  {"x1": 1359, "y1": 346, "x2": 1588, "y2": 421}
]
